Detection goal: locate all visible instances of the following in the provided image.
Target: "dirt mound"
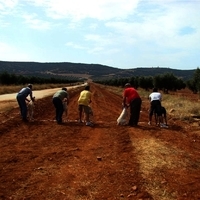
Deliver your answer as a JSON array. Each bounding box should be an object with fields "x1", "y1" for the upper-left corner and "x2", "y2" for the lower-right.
[{"x1": 0, "y1": 83, "x2": 200, "y2": 200}]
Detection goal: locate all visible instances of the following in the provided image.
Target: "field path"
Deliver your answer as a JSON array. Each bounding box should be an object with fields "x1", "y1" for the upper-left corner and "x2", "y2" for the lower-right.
[{"x1": 0, "y1": 83, "x2": 200, "y2": 200}]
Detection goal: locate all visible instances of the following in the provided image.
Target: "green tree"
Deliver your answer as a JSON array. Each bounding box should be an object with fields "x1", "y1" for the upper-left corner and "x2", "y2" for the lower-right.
[
  {"x1": 186, "y1": 79, "x2": 197, "y2": 94},
  {"x1": 138, "y1": 76, "x2": 153, "y2": 90},
  {"x1": 0, "y1": 71, "x2": 11, "y2": 85},
  {"x1": 193, "y1": 67, "x2": 200, "y2": 97},
  {"x1": 153, "y1": 73, "x2": 185, "y2": 93}
]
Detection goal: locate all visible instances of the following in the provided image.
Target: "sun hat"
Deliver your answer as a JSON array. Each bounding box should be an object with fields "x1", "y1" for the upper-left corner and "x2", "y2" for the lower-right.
[
  {"x1": 27, "y1": 84, "x2": 32, "y2": 89},
  {"x1": 125, "y1": 83, "x2": 131, "y2": 87},
  {"x1": 62, "y1": 87, "x2": 67, "y2": 91}
]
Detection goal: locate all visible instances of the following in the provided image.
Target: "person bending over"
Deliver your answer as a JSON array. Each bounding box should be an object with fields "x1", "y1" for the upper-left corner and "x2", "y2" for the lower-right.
[
  {"x1": 52, "y1": 87, "x2": 69, "y2": 124},
  {"x1": 16, "y1": 84, "x2": 35, "y2": 122},
  {"x1": 122, "y1": 83, "x2": 142, "y2": 127},
  {"x1": 148, "y1": 87, "x2": 162, "y2": 126},
  {"x1": 78, "y1": 85, "x2": 93, "y2": 126}
]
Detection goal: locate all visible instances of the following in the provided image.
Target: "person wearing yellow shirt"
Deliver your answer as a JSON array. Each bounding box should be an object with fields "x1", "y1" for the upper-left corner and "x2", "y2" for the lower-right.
[{"x1": 78, "y1": 85, "x2": 93, "y2": 126}]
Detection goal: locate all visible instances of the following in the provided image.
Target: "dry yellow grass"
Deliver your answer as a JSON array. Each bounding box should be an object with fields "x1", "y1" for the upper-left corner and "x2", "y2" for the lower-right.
[
  {"x1": 100, "y1": 85, "x2": 200, "y2": 122},
  {"x1": 162, "y1": 95, "x2": 200, "y2": 120}
]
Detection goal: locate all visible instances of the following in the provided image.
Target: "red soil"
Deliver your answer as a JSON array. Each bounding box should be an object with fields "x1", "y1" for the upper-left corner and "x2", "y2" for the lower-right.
[{"x1": 0, "y1": 83, "x2": 200, "y2": 200}]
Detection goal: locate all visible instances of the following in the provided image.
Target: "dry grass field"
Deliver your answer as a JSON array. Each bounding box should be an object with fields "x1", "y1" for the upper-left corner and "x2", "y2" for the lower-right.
[{"x1": 0, "y1": 83, "x2": 200, "y2": 200}]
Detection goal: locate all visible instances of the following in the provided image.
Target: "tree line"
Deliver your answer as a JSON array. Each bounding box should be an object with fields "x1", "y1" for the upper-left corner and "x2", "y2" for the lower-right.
[
  {"x1": 1, "y1": 68, "x2": 200, "y2": 95},
  {"x1": 0, "y1": 71, "x2": 78, "y2": 85},
  {"x1": 96, "y1": 67, "x2": 200, "y2": 95}
]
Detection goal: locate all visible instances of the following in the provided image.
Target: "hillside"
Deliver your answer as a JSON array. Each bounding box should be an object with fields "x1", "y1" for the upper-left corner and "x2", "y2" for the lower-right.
[{"x1": 0, "y1": 60, "x2": 195, "y2": 81}]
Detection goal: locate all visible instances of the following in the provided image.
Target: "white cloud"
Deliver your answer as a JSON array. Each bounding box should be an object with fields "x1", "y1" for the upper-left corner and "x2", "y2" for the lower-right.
[
  {"x1": 0, "y1": 0, "x2": 18, "y2": 10},
  {"x1": 104, "y1": 1, "x2": 200, "y2": 51},
  {"x1": 28, "y1": 0, "x2": 140, "y2": 20},
  {"x1": 22, "y1": 13, "x2": 52, "y2": 30},
  {"x1": 66, "y1": 34, "x2": 121, "y2": 55},
  {"x1": 0, "y1": 0, "x2": 18, "y2": 16},
  {"x1": 0, "y1": 0, "x2": 199, "y2": 69}
]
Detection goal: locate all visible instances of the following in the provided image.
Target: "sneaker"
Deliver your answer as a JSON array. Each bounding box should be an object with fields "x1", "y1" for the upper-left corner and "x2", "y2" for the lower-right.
[
  {"x1": 148, "y1": 121, "x2": 151, "y2": 125},
  {"x1": 160, "y1": 123, "x2": 168, "y2": 128},
  {"x1": 86, "y1": 122, "x2": 94, "y2": 127}
]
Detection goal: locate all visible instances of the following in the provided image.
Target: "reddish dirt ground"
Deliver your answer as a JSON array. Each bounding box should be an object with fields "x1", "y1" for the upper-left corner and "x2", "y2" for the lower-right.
[{"x1": 0, "y1": 83, "x2": 200, "y2": 200}]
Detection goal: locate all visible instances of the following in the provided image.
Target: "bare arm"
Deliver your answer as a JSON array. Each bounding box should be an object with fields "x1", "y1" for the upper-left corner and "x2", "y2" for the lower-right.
[{"x1": 122, "y1": 96, "x2": 127, "y2": 107}]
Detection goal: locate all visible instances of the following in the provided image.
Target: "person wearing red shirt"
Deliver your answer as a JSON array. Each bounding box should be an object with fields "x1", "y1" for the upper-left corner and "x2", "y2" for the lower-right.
[{"x1": 122, "y1": 83, "x2": 142, "y2": 126}]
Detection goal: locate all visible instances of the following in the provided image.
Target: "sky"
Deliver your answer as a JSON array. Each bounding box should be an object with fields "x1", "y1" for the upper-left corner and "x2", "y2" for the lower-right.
[{"x1": 0, "y1": 0, "x2": 200, "y2": 70}]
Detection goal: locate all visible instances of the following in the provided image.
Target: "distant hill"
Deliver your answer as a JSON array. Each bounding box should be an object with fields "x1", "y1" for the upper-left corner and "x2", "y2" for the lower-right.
[{"x1": 0, "y1": 61, "x2": 195, "y2": 81}]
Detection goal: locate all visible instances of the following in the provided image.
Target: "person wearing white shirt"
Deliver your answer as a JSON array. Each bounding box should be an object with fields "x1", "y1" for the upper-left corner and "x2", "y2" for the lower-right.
[{"x1": 148, "y1": 88, "x2": 162, "y2": 125}]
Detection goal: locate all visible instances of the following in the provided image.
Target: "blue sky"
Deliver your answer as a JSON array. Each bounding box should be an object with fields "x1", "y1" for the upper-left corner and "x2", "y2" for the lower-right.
[{"x1": 0, "y1": 0, "x2": 199, "y2": 70}]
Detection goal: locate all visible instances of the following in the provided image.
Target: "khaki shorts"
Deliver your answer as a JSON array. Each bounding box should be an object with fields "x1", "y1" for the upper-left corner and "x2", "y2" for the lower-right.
[{"x1": 79, "y1": 105, "x2": 90, "y2": 114}]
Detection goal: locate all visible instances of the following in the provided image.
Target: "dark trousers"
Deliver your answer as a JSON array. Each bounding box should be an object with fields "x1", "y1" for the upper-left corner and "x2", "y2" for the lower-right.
[
  {"x1": 53, "y1": 97, "x2": 64, "y2": 123},
  {"x1": 150, "y1": 100, "x2": 161, "y2": 116},
  {"x1": 129, "y1": 98, "x2": 142, "y2": 126},
  {"x1": 16, "y1": 95, "x2": 27, "y2": 120}
]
